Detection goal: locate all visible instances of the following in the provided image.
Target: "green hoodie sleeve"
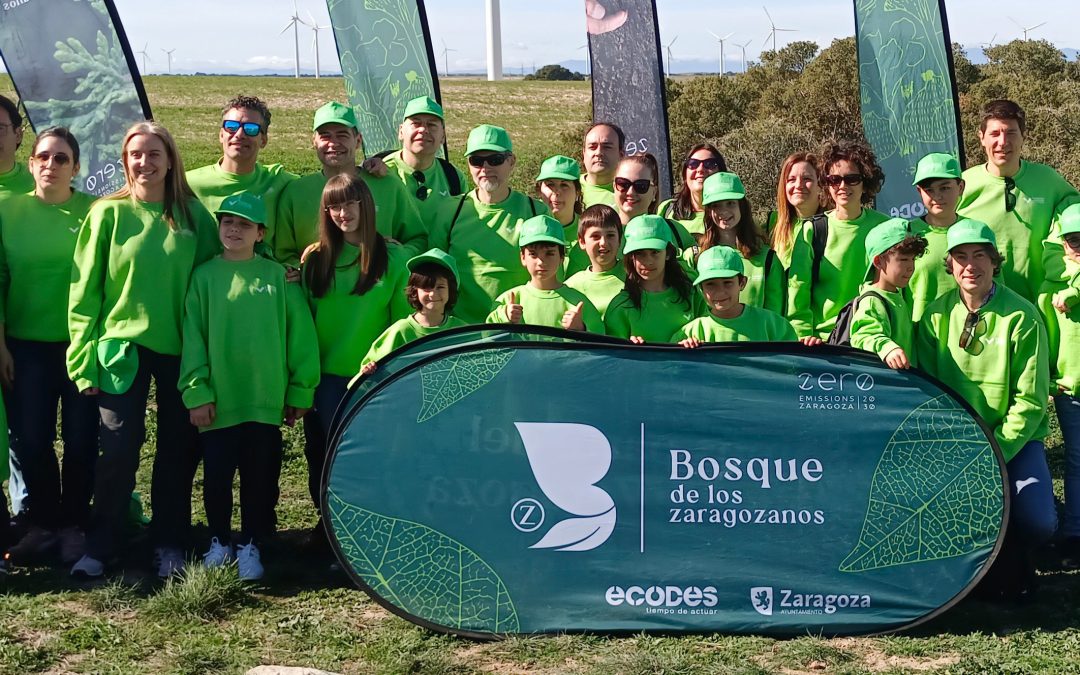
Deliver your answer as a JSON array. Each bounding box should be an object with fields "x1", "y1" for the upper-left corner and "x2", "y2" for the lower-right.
[
  {"x1": 850, "y1": 294, "x2": 901, "y2": 363},
  {"x1": 179, "y1": 274, "x2": 215, "y2": 410},
  {"x1": 999, "y1": 313, "x2": 1051, "y2": 459},
  {"x1": 0, "y1": 213, "x2": 9, "y2": 325},
  {"x1": 284, "y1": 282, "x2": 320, "y2": 409},
  {"x1": 763, "y1": 249, "x2": 784, "y2": 315},
  {"x1": 785, "y1": 221, "x2": 814, "y2": 337},
  {"x1": 66, "y1": 207, "x2": 112, "y2": 391}
]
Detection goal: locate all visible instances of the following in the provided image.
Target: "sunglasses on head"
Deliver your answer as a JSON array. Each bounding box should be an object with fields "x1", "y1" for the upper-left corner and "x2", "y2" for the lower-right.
[
  {"x1": 614, "y1": 177, "x2": 655, "y2": 194},
  {"x1": 412, "y1": 170, "x2": 429, "y2": 201},
  {"x1": 1004, "y1": 177, "x2": 1017, "y2": 212},
  {"x1": 685, "y1": 157, "x2": 722, "y2": 172},
  {"x1": 222, "y1": 120, "x2": 263, "y2": 137},
  {"x1": 467, "y1": 152, "x2": 510, "y2": 168},
  {"x1": 33, "y1": 151, "x2": 72, "y2": 166},
  {"x1": 822, "y1": 173, "x2": 865, "y2": 187}
]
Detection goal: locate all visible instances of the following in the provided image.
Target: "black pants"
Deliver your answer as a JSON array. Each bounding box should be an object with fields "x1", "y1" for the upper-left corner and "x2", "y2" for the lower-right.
[
  {"x1": 201, "y1": 422, "x2": 282, "y2": 545},
  {"x1": 304, "y1": 374, "x2": 350, "y2": 510},
  {"x1": 86, "y1": 347, "x2": 199, "y2": 561}
]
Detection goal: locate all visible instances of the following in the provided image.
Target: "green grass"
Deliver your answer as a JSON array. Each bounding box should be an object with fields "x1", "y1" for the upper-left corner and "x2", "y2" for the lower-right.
[{"x1": 0, "y1": 75, "x2": 1078, "y2": 673}]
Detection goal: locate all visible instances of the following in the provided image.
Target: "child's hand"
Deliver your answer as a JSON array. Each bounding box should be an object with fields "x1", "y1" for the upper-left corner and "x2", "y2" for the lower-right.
[
  {"x1": 300, "y1": 242, "x2": 320, "y2": 264},
  {"x1": 679, "y1": 337, "x2": 701, "y2": 349},
  {"x1": 799, "y1": 336, "x2": 823, "y2": 347},
  {"x1": 561, "y1": 302, "x2": 585, "y2": 331},
  {"x1": 361, "y1": 156, "x2": 389, "y2": 177},
  {"x1": 1053, "y1": 292, "x2": 1070, "y2": 313},
  {"x1": 505, "y1": 292, "x2": 523, "y2": 323},
  {"x1": 884, "y1": 347, "x2": 911, "y2": 370},
  {"x1": 360, "y1": 362, "x2": 377, "y2": 376},
  {"x1": 0, "y1": 342, "x2": 14, "y2": 389},
  {"x1": 629, "y1": 336, "x2": 645, "y2": 344},
  {"x1": 284, "y1": 406, "x2": 310, "y2": 427},
  {"x1": 190, "y1": 403, "x2": 216, "y2": 427},
  {"x1": 284, "y1": 266, "x2": 301, "y2": 284}
]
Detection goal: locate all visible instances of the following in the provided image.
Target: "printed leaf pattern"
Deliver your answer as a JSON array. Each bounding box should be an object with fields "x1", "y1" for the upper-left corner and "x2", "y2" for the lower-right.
[
  {"x1": 530, "y1": 508, "x2": 616, "y2": 552},
  {"x1": 840, "y1": 395, "x2": 1003, "y2": 572},
  {"x1": 417, "y1": 349, "x2": 514, "y2": 422},
  {"x1": 327, "y1": 491, "x2": 519, "y2": 633}
]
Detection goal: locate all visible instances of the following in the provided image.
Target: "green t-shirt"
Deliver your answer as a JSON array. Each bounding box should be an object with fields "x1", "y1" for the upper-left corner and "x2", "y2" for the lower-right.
[
  {"x1": 850, "y1": 284, "x2": 917, "y2": 367},
  {"x1": 362, "y1": 314, "x2": 469, "y2": 367},
  {"x1": 179, "y1": 255, "x2": 320, "y2": 431},
  {"x1": 605, "y1": 286, "x2": 702, "y2": 343},
  {"x1": 0, "y1": 190, "x2": 96, "y2": 341},
  {"x1": 486, "y1": 283, "x2": 605, "y2": 334},
  {"x1": 908, "y1": 217, "x2": 956, "y2": 322},
  {"x1": 1039, "y1": 259, "x2": 1080, "y2": 396},
  {"x1": 0, "y1": 163, "x2": 34, "y2": 199},
  {"x1": 565, "y1": 265, "x2": 626, "y2": 316},
  {"x1": 957, "y1": 161, "x2": 1080, "y2": 302},
  {"x1": 580, "y1": 176, "x2": 616, "y2": 208},
  {"x1": 692, "y1": 245, "x2": 784, "y2": 314},
  {"x1": 561, "y1": 216, "x2": 590, "y2": 278},
  {"x1": 382, "y1": 151, "x2": 467, "y2": 227},
  {"x1": 672, "y1": 305, "x2": 796, "y2": 343},
  {"x1": 67, "y1": 197, "x2": 220, "y2": 391},
  {"x1": 275, "y1": 169, "x2": 428, "y2": 266},
  {"x1": 917, "y1": 285, "x2": 1049, "y2": 461},
  {"x1": 186, "y1": 161, "x2": 297, "y2": 254},
  {"x1": 658, "y1": 199, "x2": 706, "y2": 238},
  {"x1": 429, "y1": 190, "x2": 549, "y2": 324}
]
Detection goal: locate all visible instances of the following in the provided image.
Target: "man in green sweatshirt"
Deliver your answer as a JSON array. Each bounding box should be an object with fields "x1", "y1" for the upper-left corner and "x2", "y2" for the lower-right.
[
  {"x1": 580, "y1": 122, "x2": 624, "y2": 208},
  {"x1": 917, "y1": 219, "x2": 1055, "y2": 601},
  {"x1": 0, "y1": 96, "x2": 33, "y2": 199},
  {"x1": 186, "y1": 95, "x2": 298, "y2": 253},
  {"x1": 957, "y1": 99, "x2": 1080, "y2": 302},
  {"x1": 274, "y1": 101, "x2": 427, "y2": 267}
]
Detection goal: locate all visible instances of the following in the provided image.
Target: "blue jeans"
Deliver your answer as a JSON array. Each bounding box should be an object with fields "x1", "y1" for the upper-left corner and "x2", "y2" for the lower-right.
[
  {"x1": 303, "y1": 374, "x2": 350, "y2": 509},
  {"x1": 1057, "y1": 395, "x2": 1080, "y2": 538},
  {"x1": 1006, "y1": 439, "x2": 1058, "y2": 545}
]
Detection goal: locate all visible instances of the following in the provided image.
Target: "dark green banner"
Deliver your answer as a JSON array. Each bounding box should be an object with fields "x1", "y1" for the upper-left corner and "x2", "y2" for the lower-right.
[{"x1": 324, "y1": 327, "x2": 1006, "y2": 637}]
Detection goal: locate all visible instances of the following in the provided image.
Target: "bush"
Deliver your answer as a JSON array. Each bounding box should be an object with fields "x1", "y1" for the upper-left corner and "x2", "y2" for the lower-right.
[{"x1": 526, "y1": 65, "x2": 585, "y2": 82}]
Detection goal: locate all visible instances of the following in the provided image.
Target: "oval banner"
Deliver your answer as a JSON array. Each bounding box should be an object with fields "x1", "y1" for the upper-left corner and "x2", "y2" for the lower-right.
[{"x1": 323, "y1": 327, "x2": 1008, "y2": 638}]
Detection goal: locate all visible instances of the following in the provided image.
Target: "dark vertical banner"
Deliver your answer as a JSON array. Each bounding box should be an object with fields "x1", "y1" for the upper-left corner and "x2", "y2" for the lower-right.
[
  {"x1": 585, "y1": 0, "x2": 673, "y2": 198},
  {"x1": 0, "y1": 0, "x2": 151, "y2": 196},
  {"x1": 855, "y1": 0, "x2": 964, "y2": 219},
  {"x1": 326, "y1": 0, "x2": 440, "y2": 156}
]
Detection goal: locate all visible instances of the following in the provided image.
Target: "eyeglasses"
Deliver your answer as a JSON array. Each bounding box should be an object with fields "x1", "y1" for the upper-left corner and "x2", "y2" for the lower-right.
[
  {"x1": 222, "y1": 120, "x2": 263, "y2": 137},
  {"x1": 1064, "y1": 233, "x2": 1080, "y2": 250},
  {"x1": 614, "y1": 177, "x2": 655, "y2": 194},
  {"x1": 822, "y1": 173, "x2": 865, "y2": 187},
  {"x1": 959, "y1": 310, "x2": 981, "y2": 350},
  {"x1": 325, "y1": 200, "x2": 359, "y2": 214},
  {"x1": 685, "y1": 157, "x2": 722, "y2": 171},
  {"x1": 1004, "y1": 177, "x2": 1016, "y2": 212},
  {"x1": 412, "y1": 170, "x2": 429, "y2": 201},
  {"x1": 467, "y1": 152, "x2": 510, "y2": 168},
  {"x1": 33, "y1": 152, "x2": 72, "y2": 165}
]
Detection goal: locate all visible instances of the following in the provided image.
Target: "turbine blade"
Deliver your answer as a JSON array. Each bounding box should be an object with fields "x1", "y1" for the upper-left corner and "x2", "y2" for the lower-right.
[
  {"x1": 763, "y1": 6, "x2": 774, "y2": 25},
  {"x1": 1031, "y1": 22, "x2": 1047, "y2": 30},
  {"x1": 722, "y1": 32, "x2": 734, "y2": 40}
]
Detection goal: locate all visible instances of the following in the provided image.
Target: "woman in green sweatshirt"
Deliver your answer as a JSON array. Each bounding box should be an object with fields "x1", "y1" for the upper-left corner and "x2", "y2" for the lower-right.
[
  {"x1": 770, "y1": 152, "x2": 824, "y2": 335},
  {"x1": 0, "y1": 128, "x2": 99, "y2": 564},
  {"x1": 657, "y1": 143, "x2": 727, "y2": 240},
  {"x1": 67, "y1": 122, "x2": 219, "y2": 580}
]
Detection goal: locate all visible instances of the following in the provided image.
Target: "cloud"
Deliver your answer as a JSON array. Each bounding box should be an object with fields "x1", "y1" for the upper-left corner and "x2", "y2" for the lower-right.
[{"x1": 245, "y1": 55, "x2": 294, "y2": 67}]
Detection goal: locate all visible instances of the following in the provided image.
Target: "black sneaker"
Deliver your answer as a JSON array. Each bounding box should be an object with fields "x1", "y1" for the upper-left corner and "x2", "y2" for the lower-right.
[{"x1": 1060, "y1": 537, "x2": 1080, "y2": 570}]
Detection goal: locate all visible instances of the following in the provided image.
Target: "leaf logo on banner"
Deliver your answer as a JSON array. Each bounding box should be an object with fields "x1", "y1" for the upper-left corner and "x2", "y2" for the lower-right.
[
  {"x1": 515, "y1": 422, "x2": 617, "y2": 551},
  {"x1": 326, "y1": 491, "x2": 520, "y2": 633},
  {"x1": 840, "y1": 395, "x2": 1002, "y2": 572},
  {"x1": 417, "y1": 349, "x2": 515, "y2": 422}
]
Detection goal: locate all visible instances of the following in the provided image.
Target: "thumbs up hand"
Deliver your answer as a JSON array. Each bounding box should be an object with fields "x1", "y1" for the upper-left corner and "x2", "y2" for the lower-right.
[
  {"x1": 505, "y1": 291, "x2": 523, "y2": 324},
  {"x1": 561, "y1": 301, "x2": 586, "y2": 331}
]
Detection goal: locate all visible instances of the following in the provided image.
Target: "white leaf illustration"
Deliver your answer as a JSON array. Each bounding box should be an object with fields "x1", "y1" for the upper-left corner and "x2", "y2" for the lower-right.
[
  {"x1": 515, "y1": 422, "x2": 615, "y2": 516},
  {"x1": 530, "y1": 507, "x2": 617, "y2": 551}
]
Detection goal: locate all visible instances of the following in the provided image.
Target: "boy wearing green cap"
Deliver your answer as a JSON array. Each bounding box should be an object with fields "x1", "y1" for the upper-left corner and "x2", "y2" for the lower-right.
[
  {"x1": 486, "y1": 215, "x2": 604, "y2": 333},
  {"x1": 179, "y1": 192, "x2": 320, "y2": 581},
  {"x1": 430, "y1": 124, "x2": 549, "y2": 323},
  {"x1": 917, "y1": 218, "x2": 1055, "y2": 600},
  {"x1": 566, "y1": 204, "x2": 626, "y2": 315},
  {"x1": 274, "y1": 101, "x2": 427, "y2": 266},
  {"x1": 535, "y1": 155, "x2": 589, "y2": 276},
  {"x1": 909, "y1": 153, "x2": 965, "y2": 321},
  {"x1": 848, "y1": 219, "x2": 927, "y2": 369},
  {"x1": 673, "y1": 245, "x2": 796, "y2": 345}
]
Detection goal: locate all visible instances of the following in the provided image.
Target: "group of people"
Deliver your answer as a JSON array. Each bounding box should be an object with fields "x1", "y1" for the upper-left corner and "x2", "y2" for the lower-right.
[{"x1": 0, "y1": 90, "x2": 1076, "y2": 601}]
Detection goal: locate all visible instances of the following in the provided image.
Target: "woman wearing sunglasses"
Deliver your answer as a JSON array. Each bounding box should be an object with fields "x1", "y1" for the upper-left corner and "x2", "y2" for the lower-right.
[
  {"x1": 657, "y1": 144, "x2": 728, "y2": 242},
  {"x1": 918, "y1": 219, "x2": 1055, "y2": 602},
  {"x1": 535, "y1": 155, "x2": 588, "y2": 276},
  {"x1": 787, "y1": 139, "x2": 888, "y2": 339},
  {"x1": 613, "y1": 154, "x2": 695, "y2": 253},
  {"x1": 0, "y1": 128, "x2": 99, "y2": 565}
]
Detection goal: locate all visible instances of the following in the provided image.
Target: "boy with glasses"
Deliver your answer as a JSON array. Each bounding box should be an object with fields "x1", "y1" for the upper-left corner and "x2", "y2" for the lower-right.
[{"x1": 0, "y1": 95, "x2": 32, "y2": 199}]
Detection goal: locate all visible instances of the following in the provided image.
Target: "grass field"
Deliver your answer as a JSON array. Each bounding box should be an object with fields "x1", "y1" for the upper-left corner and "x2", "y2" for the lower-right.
[{"x1": 0, "y1": 75, "x2": 1078, "y2": 674}]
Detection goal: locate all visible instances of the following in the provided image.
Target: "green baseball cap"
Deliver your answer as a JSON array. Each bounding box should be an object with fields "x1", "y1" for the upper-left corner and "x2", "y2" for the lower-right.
[
  {"x1": 864, "y1": 218, "x2": 912, "y2": 281},
  {"x1": 1060, "y1": 204, "x2": 1080, "y2": 236},
  {"x1": 465, "y1": 124, "x2": 512, "y2": 155},
  {"x1": 536, "y1": 155, "x2": 581, "y2": 182},
  {"x1": 313, "y1": 101, "x2": 358, "y2": 131},
  {"x1": 216, "y1": 192, "x2": 267, "y2": 226},
  {"x1": 947, "y1": 218, "x2": 997, "y2": 250},
  {"x1": 407, "y1": 248, "x2": 460, "y2": 287},
  {"x1": 403, "y1": 96, "x2": 444, "y2": 121},
  {"x1": 97, "y1": 338, "x2": 138, "y2": 395},
  {"x1": 912, "y1": 153, "x2": 962, "y2": 185},
  {"x1": 701, "y1": 172, "x2": 746, "y2": 205},
  {"x1": 623, "y1": 215, "x2": 673, "y2": 254},
  {"x1": 518, "y1": 215, "x2": 566, "y2": 247},
  {"x1": 694, "y1": 245, "x2": 745, "y2": 285}
]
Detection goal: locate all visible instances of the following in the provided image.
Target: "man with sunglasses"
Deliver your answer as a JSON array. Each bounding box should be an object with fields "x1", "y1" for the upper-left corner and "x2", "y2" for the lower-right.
[
  {"x1": 918, "y1": 219, "x2": 1054, "y2": 602},
  {"x1": 0, "y1": 95, "x2": 33, "y2": 199},
  {"x1": 274, "y1": 101, "x2": 427, "y2": 267},
  {"x1": 187, "y1": 95, "x2": 297, "y2": 256},
  {"x1": 429, "y1": 124, "x2": 549, "y2": 324},
  {"x1": 958, "y1": 99, "x2": 1080, "y2": 302},
  {"x1": 580, "y1": 122, "x2": 625, "y2": 208}
]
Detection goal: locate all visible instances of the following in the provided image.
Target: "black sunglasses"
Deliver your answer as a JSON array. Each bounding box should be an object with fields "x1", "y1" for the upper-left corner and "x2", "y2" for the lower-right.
[
  {"x1": 467, "y1": 152, "x2": 510, "y2": 168},
  {"x1": 614, "y1": 177, "x2": 655, "y2": 194},
  {"x1": 822, "y1": 173, "x2": 865, "y2": 187},
  {"x1": 222, "y1": 120, "x2": 263, "y2": 137},
  {"x1": 33, "y1": 152, "x2": 72, "y2": 166},
  {"x1": 1004, "y1": 177, "x2": 1017, "y2": 213},
  {"x1": 1063, "y1": 233, "x2": 1080, "y2": 249},
  {"x1": 959, "y1": 311, "x2": 981, "y2": 350},
  {"x1": 412, "y1": 170, "x2": 429, "y2": 201},
  {"x1": 685, "y1": 157, "x2": 722, "y2": 171}
]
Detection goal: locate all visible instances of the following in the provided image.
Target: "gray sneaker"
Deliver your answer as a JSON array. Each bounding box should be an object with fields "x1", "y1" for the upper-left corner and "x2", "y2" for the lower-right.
[
  {"x1": 236, "y1": 542, "x2": 263, "y2": 581},
  {"x1": 58, "y1": 527, "x2": 87, "y2": 565},
  {"x1": 154, "y1": 547, "x2": 185, "y2": 579},
  {"x1": 70, "y1": 554, "x2": 105, "y2": 579}
]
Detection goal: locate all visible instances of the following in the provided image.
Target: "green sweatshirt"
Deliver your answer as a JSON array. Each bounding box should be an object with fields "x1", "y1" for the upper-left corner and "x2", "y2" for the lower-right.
[
  {"x1": 565, "y1": 265, "x2": 626, "y2": 316},
  {"x1": 485, "y1": 283, "x2": 605, "y2": 334},
  {"x1": 275, "y1": 170, "x2": 427, "y2": 266},
  {"x1": 672, "y1": 305, "x2": 796, "y2": 343},
  {"x1": 383, "y1": 151, "x2": 467, "y2": 226},
  {"x1": 850, "y1": 284, "x2": 917, "y2": 367},
  {"x1": 786, "y1": 207, "x2": 889, "y2": 339},
  {"x1": 1039, "y1": 259, "x2": 1080, "y2": 396},
  {"x1": 580, "y1": 176, "x2": 616, "y2": 208},
  {"x1": 957, "y1": 161, "x2": 1080, "y2": 301},
  {"x1": 303, "y1": 242, "x2": 411, "y2": 376},
  {"x1": 561, "y1": 217, "x2": 590, "y2": 278},
  {"x1": 186, "y1": 161, "x2": 297, "y2": 252},
  {"x1": 908, "y1": 217, "x2": 955, "y2": 322},
  {"x1": 67, "y1": 197, "x2": 220, "y2": 391},
  {"x1": 658, "y1": 199, "x2": 706, "y2": 237},
  {"x1": 0, "y1": 163, "x2": 33, "y2": 199},
  {"x1": 916, "y1": 285, "x2": 1049, "y2": 461},
  {"x1": 428, "y1": 190, "x2": 549, "y2": 324},
  {"x1": 179, "y1": 255, "x2": 320, "y2": 431},
  {"x1": 605, "y1": 287, "x2": 702, "y2": 343},
  {"x1": 0, "y1": 190, "x2": 96, "y2": 341},
  {"x1": 0, "y1": 386, "x2": 7, "y2": 481},
  {"x1": 362, "y1": 314, "x2": 469, "y2": 367}
]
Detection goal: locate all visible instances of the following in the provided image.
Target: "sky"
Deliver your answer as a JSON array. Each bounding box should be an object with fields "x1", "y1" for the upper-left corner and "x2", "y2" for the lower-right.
[{"x1": 3, "y1": 0, "x2": 1076, "y2": 75}]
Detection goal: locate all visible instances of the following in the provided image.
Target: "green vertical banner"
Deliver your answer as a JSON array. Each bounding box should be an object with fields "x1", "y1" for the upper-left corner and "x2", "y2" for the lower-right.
[
  {"x1": 855, "y1": 0, "x2": 964, "y2": 218},
  {"x1": 324, "y1": 327, "x2": 1007, "y2": 637},
  {"x1": 325, "y1": 0, "x2": 439, "y2": 155}
]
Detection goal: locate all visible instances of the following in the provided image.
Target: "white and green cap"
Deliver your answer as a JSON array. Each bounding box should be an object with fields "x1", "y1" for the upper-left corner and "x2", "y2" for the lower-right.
[
  {"x1": 694, "y1": 245, "x2": 744, "y2": 285},
  {"x1": 466, "y1": 124, "x2": 512, "y2": 155},
  {"x1": 216, "y1": 192, "x2": 267, "y2": 226},
  {"x1": 536, "y1": 155, "x2": 581, "y2": 182},
  {"x1": 701, "y1": 172, "x2": 746, "y2": 205},
  {"x1": 313, "y1": 101, "x2": 358, "y2": 131},
  {"x1": 518, "y1": 215, "x2": 566, "y2": 247},
  {"x1": 947, "y1": 218, "x2": 997, "y2": 250},
  {"x1": 864, "y1": 217, "x2": 912, "y2": 281},
  {"x1": 623, "y1": 214, "x2": 673, "y2": 254},
  {"x1": 407, "y1": 248, "x2": 459, "y2": 287},
  {"x1": 1060, "y1": 203, "x2": 1080, "y2": 236},
  {"x1": 912, "y1": 153, "x2": 962, "y2": 185},
  {"x1": 403, "y1": 96, "x2": 444, "y2": 121}
]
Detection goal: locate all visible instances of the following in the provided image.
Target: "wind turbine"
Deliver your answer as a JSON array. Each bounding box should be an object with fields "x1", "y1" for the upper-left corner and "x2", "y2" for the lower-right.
[
  {"x1": 736, "y1": 39, "x2": 752, "y2": 73},
  {"x1": 161, "y1": 48, "x2": 176, "y2": 75},
  {"x1": 441, "y1": 39, "x2": 458, "y2": 78},
  {"x1": 762, "y1": 6, "x2": 797, "y2": 53},
  {"x1": 708, "y1": 30, "x2": 734, "y2": 76},
  {"x1": 578, "y1": 43, "x2": 590, "y2": 79},
  {"x1": 664, "y1": 35, "x2": 678, "y2": 79},
  {"x1": 137, "y1": 42, "x2": 151, "y2": 74},
  {"x1": 1009, "y1": 17, "x2": 1046, "y2": 41},
  {"x1": 280, "y1": 3, "x2": 305, "y2": 78},
  {"x1": 485, "y1": 0, "x2": 503, "y2": 81},
  {"x1": 307, "y1": 11, "x2": 329, "y2": 79},
  {"x1": 980, "y1": 33, "x2": 998, "y2": 50}
]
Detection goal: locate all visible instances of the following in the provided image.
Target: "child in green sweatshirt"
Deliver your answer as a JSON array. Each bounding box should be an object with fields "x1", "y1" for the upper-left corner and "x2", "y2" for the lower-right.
[
  {"x1": 565, "y1": 204, "x2": 626, "y2": 316},
  {"x1": 849, "y1": 219, "x2": 927, "y2": 369},
  {"x1": 909, "y1": 153, "x2": 964, "y2": 321},
  {"x1": 486, "y1": 215, "x2": 605, "y2": 333},
  {"x1": 180, "y1": 193, "x2": 320, "y2": 581}
]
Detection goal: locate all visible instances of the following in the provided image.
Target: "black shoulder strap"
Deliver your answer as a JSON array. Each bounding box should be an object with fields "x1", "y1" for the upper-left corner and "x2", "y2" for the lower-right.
[
  {"x1": 447, "y1": 194, "x2": 470, "y2": 243},
  {"x1": 810, "y1": 214, "x2": 829, "y2": 286},
  {"x1": 855, "y1": 290, "x2": 893, "y2": 323},
  {"x1": 529, "y1": 196, "x2": 538, "y2": 217},
  {"x1": 438, "y1": 157, "x2": 463, "y2": 196},
  {"x1": 664, "y1": 218, "x2": 689, "y2": 250},
  {"x1": 661, "y1": 201, "x2": 674, "y2": 218}
]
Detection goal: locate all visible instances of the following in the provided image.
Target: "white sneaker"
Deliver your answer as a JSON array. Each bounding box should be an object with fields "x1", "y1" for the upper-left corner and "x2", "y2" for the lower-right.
[
  {"x1": 236, "y1": 542, "x2": 263, "y2": 581},
  {"x1": 154, "y1": 547, "x2": 185, "y2": 579},
  {"x1": 202, "y1": 538, "x2": 234, "y2": 568},
  {"x1": 70, "y1": 554, "x2": 105, "y2": 578},
  {"x1": 58, "y1": 527, "x2": 87, "y2": 565}
]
